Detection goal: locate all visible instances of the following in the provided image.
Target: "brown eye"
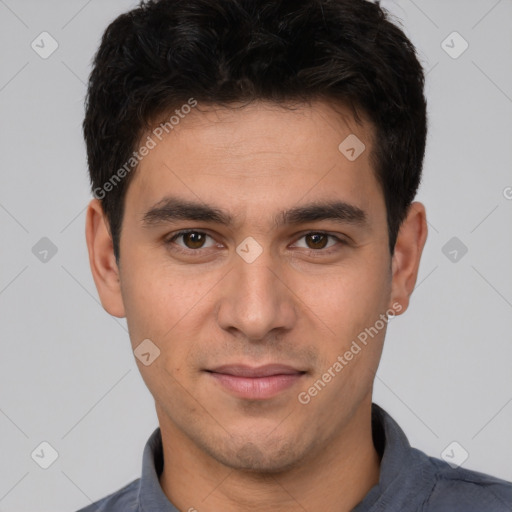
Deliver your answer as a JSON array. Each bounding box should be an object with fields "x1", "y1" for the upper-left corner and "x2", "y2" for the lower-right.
[
  {"x1": 167, "y1": 230, "x2": 216, "y2": 252},
  {"x1": 305, "y1": 233, "x2": 329, "y2": 250},
  {"x1": 291, "y1": 232, "x2": 345, "y2": 254},
  {"x1": 181, "y1": 232, "x2": 206, "y2": 249}
]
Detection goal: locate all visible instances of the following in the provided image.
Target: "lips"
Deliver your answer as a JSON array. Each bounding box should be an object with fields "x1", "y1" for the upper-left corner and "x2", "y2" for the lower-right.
[
  {"x1": 205, "y1": 364, "x2": 306, "y2": 400},
  {"x1": 207, "y1": 364, "x2": 305, "y2": 377}
]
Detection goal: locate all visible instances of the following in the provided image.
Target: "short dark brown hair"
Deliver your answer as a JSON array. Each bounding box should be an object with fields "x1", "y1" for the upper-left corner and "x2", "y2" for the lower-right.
[{"x1": 83, "y1": 0, "x2": 427, "y2": 260}]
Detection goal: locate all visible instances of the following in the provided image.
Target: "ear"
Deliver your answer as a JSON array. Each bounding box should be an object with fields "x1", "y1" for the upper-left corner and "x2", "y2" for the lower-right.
[
  {"x1": 389, "y1": 201, "x2": 428, "y2": 314},
  {"x1": 85, "y1": 198, "x2": 126, "y2": 318}
]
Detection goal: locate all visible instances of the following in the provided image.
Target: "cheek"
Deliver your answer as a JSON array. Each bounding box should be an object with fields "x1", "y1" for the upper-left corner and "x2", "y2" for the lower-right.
[
  {"x1": 120, "y1": 253, "x2": 198, "y2": 339},
  {"x1": 311, "y1": 260, "x2": 391, "y2": 344},
  {"x1": 301, "y1": 268, "x2": 390, "y2": 414},
  {"x1": 119, "y1": 254, "x2": 222, "y2": 377},
  {"x1": 119, "y1": 269, "x2": 169, "y2": 344}
]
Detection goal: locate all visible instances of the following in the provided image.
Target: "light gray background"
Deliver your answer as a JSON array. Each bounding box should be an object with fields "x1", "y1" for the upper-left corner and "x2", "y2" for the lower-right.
[{"x1": 0, "y1": 0, "x2": 511, "y2": 510}]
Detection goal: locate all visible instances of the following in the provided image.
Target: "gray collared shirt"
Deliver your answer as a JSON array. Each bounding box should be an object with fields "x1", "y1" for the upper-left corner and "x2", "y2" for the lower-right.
[{"x1": 76, "y1": 403, "x2": 512, "y2": 511}]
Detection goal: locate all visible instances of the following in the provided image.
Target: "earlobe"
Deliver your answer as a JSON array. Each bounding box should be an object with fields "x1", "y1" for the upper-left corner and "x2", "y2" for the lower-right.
[
  {"x1": 85, "y1": 198, "x2": 126, "y2": 318},
  {"x1": 389, "y1": 202, "x2": 428, "y2": 314}
]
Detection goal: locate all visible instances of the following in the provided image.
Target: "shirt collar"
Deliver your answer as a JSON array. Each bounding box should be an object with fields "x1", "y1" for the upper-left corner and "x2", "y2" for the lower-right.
[
  {"x1": 352, "y1": 403, "x2": 436, "y2": 511},
  {"x1": 136, "y1": 403, "x2": 435, "y2": 511},
  {"x1": 137, "y1": 426, "x2": 179, "y2": 511}
]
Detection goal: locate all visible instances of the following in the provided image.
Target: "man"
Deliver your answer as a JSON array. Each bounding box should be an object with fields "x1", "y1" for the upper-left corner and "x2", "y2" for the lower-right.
[{"x1": 79, "y1": 0, "x2": 512, "y2": 510}]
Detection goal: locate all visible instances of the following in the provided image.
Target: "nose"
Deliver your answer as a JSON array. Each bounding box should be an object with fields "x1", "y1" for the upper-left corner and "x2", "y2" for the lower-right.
[{"x1": 216, "y1": 249, "x2": 297, "y2": 342}]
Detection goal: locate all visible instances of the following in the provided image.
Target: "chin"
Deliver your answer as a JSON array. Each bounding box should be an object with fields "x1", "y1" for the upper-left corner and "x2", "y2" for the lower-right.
[{"x1": 203, "y1": 434, "x2": 305, "y2": 474}]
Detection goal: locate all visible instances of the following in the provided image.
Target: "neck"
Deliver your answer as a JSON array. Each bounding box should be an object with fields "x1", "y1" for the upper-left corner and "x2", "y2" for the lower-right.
[{"x1": 157, "y1": 399, "x2": 381, "y2": 511}]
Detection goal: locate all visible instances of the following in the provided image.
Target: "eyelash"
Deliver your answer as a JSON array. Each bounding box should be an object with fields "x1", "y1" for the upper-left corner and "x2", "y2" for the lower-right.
[{"x1": 165, "y1": 229, "x2": 347, "y2": 256}]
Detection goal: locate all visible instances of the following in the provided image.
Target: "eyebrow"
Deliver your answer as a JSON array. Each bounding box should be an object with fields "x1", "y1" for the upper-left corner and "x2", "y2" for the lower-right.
[{"x1": 142, "y1": 196, "x2": 367, "y2": 229}]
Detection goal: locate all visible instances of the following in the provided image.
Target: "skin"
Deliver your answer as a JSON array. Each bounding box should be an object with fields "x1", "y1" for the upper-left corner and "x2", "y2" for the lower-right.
[{"x1": 86, "y1": 100, "x2": 427, "y2": 511}]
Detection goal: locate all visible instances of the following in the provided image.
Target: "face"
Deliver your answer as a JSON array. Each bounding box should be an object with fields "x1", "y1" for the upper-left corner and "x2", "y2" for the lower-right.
[{"x1": 87, "y1": 100, "x2": 425, "y2": 473}]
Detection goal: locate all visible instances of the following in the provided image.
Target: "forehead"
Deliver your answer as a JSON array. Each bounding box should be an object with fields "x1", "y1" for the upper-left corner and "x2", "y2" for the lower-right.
[{"x1": 125, "y1": 100, "x2": 383, "y2": 225}]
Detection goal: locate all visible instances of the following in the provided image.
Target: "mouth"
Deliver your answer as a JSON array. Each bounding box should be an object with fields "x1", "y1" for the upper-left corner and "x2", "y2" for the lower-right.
[{"x1": 205, "y1": 364, "x2": 307, "y2": 400}]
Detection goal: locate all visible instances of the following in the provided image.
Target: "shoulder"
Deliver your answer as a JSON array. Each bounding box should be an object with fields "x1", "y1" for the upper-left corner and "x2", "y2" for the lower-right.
[
  {"x1": 75, "y1": 478, "x2": 140, "y2": 512},
  {"x1": 422, "y1": 453, "x2": 512, "y2": 512}
]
